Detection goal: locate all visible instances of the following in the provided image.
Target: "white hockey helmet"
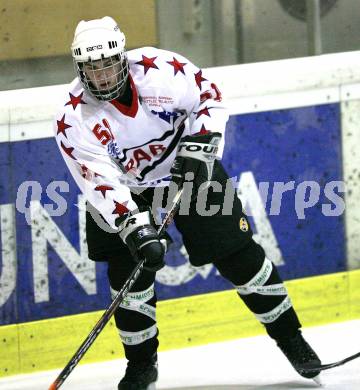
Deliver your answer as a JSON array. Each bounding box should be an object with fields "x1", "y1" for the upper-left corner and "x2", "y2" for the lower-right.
[{"x1": 71, "y1": 16, "x2": 129, "y2": 101}]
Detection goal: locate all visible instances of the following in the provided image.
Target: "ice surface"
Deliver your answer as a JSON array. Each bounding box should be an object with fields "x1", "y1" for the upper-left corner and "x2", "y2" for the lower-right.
[{"x1": 1, "y1": 319, "x2": 359, "y2": 390}]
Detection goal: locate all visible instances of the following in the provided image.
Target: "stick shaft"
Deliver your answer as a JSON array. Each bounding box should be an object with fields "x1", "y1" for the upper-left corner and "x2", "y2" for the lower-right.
[{"x1": 49, "y1": 187, "x2": 183, "y2": 389}]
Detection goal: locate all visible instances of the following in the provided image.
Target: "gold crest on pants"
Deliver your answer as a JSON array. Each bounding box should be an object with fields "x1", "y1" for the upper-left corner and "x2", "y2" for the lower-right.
[{"x1": 239, "y1": 217, "x2": 249, "y2": 232}]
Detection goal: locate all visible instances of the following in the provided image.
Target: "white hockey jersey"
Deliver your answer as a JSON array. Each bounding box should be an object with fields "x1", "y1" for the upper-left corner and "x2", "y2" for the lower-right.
[{"x1": 54, "y1": 47, "x2": 229, "y2": 229}]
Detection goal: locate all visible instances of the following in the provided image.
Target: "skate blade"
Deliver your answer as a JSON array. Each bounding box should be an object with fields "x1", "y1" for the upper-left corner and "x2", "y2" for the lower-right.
[{"x1": 312, "y1": 375, "x2": 322, "y2": 386}]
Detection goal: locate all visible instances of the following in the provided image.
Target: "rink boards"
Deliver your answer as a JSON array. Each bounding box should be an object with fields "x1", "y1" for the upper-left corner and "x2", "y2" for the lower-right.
[
  {"x1": 1, "y1": 51, "x2": 360, "y2": 376},
  {"x1": 0, "y1": 103, "x2": 347, "y2": 325}
]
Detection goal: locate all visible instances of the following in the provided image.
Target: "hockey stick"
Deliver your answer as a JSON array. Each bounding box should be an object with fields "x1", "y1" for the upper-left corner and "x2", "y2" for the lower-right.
[
  {"x1": 297, "y1": 350, "x2": 360, "y2": 373},
  {"x1": 48, "y1": 186, "x2": 184, "y2": 390}
]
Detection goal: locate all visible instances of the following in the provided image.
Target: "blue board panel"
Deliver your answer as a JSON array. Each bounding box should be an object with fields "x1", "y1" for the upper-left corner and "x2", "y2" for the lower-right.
[
  {"x1": 10, "y1": 138, "x2": 110, "y2": 324},
  {"x1": 224, "y1": 104, "x2": 345, "y2": 277},
  {"x1": 156, "y1": 104, "x2": 345, "y2": 300},
  {"x1": 0, "y1": 142, "x2": 17, "y2": 325},
  {"x1": 0, "y1": 103, "x2": 346, "y2": 324}
]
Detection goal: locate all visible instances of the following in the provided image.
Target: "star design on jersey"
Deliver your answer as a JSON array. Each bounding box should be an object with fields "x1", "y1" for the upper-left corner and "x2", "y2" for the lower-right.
[
  {"x1": 95, "y1": 185, "x2": 114, "y2": 198},
  {"x1": 57, "y1": 114, "x2": 71, "y2": 137},
  {"x1": 80, "y1": 164, "x2": 89, "y2": 178},
  {"x1": 199, "y1": 124, "x2": 210, "y2": 134},
  {"x1": 112, "y1": 200, "x2": 129, "y2": 216},
  {"x1": 196, "y1": 106, "x2": 212, "y2": 119},
  {"x1": 166, "y1": 57, "x2": 187, "y2": 75},
  {"x1": 136, "y1": 55, "x2": 159, "y2": 74},
  {"x1": 65, "y1": 92, "x2": 86, "y2": 110},
  {"x1": 60, "y1": 141, "x2": 76, "y2": 160},
  {"x1": 194, "y1": 70, "x2": 207, "y2": 89}
]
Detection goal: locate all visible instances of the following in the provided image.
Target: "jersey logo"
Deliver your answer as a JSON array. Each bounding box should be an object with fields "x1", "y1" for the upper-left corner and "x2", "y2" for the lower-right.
[
  {"x1": 92, "y1": 118, "x2": 185, "y2": 182},
  {"x1": 122, "y1": 121, "x2": 186, "y2": 182},
  {"x1": 124, "y1": 144, "x2": 166, "y2": 173},
  {"x1": 108, "y1": 140, "x2": 123, "y2": 159},
  {"x1": 150, "y1": 109, "x2": 179, "y2": 124},
  {"x1": 108, "y1": 138, "x2": 167, "y2": 179}
]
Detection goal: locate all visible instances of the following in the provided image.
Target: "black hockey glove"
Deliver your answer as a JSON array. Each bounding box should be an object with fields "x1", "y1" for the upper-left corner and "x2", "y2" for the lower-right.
[
  {"x1": 116, "y1": 210, "x2": 170, "y2": 272},
  {"x1": 170, "y1": 132, "x2": 222, "y2": 195}
]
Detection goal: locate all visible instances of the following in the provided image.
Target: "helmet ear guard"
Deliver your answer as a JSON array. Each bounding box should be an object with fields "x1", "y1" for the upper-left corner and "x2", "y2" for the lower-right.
[{"x1": 71, "y1": 16, "x2": 129, "y2": 101}]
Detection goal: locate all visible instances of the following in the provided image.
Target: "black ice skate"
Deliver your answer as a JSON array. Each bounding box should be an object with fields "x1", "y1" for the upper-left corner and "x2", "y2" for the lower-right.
[
  {"x1": 118, "y1": 354, "x2": 158, "y2": 390},
  {"x1": 276, "y1": 330, "x2": 321, "y2": 382}
]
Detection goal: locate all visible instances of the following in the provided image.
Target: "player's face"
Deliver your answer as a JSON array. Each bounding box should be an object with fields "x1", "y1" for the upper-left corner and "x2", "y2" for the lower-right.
[{"x1": 84, "y1": 57, "x2": 121, "y2": 91}]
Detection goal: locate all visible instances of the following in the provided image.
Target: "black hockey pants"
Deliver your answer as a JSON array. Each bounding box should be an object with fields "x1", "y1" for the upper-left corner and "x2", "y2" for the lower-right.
[{"x1": 87, "y1": 162, "x2": 301, "y2": 362}]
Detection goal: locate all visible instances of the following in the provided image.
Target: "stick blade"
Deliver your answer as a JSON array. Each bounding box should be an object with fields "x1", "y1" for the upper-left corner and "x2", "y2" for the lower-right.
[{"x1": 312, "y1": 375, "x2": 323, "y2": 386}]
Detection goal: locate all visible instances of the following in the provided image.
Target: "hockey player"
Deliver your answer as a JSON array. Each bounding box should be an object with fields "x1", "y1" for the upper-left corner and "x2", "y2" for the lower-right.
[{"x1": 54, "y1": 16, "x2": 321, "y2": 390}]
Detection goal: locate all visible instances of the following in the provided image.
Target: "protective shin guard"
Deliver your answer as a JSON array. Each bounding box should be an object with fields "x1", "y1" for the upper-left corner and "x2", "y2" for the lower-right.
[
  {"x1": 214, "y1": 239, "x2": 301, "y2": 340},
  {"x1": 110, "y1": 283, "x2": 159, "y2": 362},
  {"x1": 107, "y1": 259, "x2": 159, "y2": 362}
]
